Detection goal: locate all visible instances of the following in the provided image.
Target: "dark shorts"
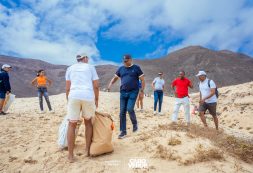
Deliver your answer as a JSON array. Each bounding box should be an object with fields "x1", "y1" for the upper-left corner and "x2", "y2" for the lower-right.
[
  {"x1": 0, "y1": 92, "x2": 6, "y2": 99},
  {"x1": 199, "y1": 102, "x2": 217, "y2": 116}
]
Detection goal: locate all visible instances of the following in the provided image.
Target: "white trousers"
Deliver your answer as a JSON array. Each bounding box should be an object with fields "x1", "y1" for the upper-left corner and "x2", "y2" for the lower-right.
[{"x1": 172, "y1": 97, "x2": 190, "y2": 123}]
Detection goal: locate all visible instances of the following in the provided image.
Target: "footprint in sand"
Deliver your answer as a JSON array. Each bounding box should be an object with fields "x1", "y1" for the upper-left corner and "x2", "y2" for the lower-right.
[
  {"x1": 9, "y1": 156, "x2": 18, "y2": 162},
  {"x1": 76, "y1": 153, "x2": 83, "y2": 156},
  {"x1": 24, "y1": 157, "x2": 38, "y2": 164}
]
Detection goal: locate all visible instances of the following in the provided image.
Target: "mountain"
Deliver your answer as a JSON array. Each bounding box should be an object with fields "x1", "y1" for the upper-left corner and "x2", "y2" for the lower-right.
[
  {"x1": 0, "y1": 55, "x2": 68, "y2": 97},
  {"x1": 135, "y1": 46, "x2": 253, "y2": 94},
  {"x1": 1, "y1": 46, "x2": 253, "y2": 97}
]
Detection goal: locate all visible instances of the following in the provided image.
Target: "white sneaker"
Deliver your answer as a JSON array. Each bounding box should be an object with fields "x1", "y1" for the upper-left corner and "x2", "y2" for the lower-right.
[
  {"x1": 153, "y1": 111, "x2": 157, "y2": 115},
  {"x1": 140, "y1": 109, "x2": 144, "y2": 113},
  {"x1": 39, "y1": 110, "x2": 45, "y2": 114},
  {"x1": 158, "y1": 112, "x2": 163, "y2": 116},
  {"x1": 49, "y1": 110, "x2": 55, "y2": 114}
]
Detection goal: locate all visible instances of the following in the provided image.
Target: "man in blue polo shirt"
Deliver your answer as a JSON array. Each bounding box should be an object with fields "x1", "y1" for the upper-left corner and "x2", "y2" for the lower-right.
[{"x1": 108, "y1": 54, "x2": 145, "y2": 139}]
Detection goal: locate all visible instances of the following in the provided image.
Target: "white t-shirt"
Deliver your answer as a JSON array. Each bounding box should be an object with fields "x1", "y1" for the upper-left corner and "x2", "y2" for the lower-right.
[
  {"x1": 65, "y1": 63, "x2": 99, "y2": 101},
  {"x1": 152, "y1": 77, "x2": 165, "y2": 90},
  {"x1": 199, "y1": 78, "x2": 217, "y2": 103}
]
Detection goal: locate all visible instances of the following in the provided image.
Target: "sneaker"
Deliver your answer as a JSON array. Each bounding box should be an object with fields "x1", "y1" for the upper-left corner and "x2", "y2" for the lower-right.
[
  {"x1": 0, "y1": 111, "x2": 6, "y2": 115},
  {"x1": 158, "y1": 112, "x2": 163, "y2": 116},
  {"x1": 49, "y1": 110, "x2": 55, "y2": 113},
  {"x1": 153, "y1": 111, "x2": 157, "y2": 115},
  {"x1": 39, "y1": 110, "x2": 45, "y2": 114},
  {"x1": 118, "y1": 132, "x2": 127, "y2": 139},
  {"x1": 133, "y1": 126, "x2": 138, "y2": 133}
]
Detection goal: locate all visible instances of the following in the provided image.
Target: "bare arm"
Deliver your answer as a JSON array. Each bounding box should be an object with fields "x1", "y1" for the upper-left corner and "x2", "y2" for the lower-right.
[
  {"x1": 200, "y1": 88, "x2": 215, "y2": 104},
  {"x1": 139, "y1": 75, "x2": 145, "y2": 92},
  {"x1": 203, "y1": 88, "x2": 215, "y2": 100},
  {"x1": 151, "y1": 81, "x2": 155, "y2": 90},
  {"x1": 93, "y1": 80, "x2": 99, "y2": 108},
  {"x1": 66, "y1": 80, "x2": 71, "y2": 100},
  {"x1": 47, "y1": 78, "x2": 52, "y2": 86},
  {"x1": 171, "y1": 84, "x2": 177, "y2": 97},
  {"x1": 107, "y1": 75, "x2": 119, "y2": 91},
  {"x1": 189, "y1": 81, "x2": 193, "y2": 89},
  {"x1": 31, "y1": 77, "x2": 37, "y2": 87}
]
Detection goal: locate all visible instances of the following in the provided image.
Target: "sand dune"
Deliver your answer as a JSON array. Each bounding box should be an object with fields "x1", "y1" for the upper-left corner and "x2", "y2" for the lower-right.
[{"x1": 0, "y1": 82, "x2": 253, "y2": 173}]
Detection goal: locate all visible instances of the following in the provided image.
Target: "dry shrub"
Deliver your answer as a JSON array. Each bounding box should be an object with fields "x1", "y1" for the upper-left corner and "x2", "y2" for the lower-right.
[
  {"x1": 158, "y1": 124, "x2": 171, "y2": 131},
  {"x1": 218, "y1": 136, "x2": 253, "y2": 163},
  {"x1": 186, "y1": 133, "x2": 195, "y2": 139},
  {"x1": 154, "y1": 145, "x2": 180, "y2": 161},
  {"x1": 168, "y1": 136, "x2": 182, "y2": 146},
  {"x1": 132, "y1": 133, "x2": 150, "y2": 143},
  {"x1": 194, "y1": 144, "x2": 224, "y2": 162},
  {"x1": 167, "y1": 122, "x2": 253, "y2": 163},
  {"x1": 180, "y1": 144, "x2": 224, "y2": 166}
]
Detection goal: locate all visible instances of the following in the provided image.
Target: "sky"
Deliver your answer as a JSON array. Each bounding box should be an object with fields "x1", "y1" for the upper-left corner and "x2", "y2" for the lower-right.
[{"x1": 0, "y1": 0, "x2": 253, "y2": 65}]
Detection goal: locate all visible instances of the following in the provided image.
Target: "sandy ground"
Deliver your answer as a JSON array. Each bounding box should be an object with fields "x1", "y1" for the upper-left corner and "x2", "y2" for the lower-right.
[{"x1": 0, "y1": 82, "x2": 253, "y2": 173}]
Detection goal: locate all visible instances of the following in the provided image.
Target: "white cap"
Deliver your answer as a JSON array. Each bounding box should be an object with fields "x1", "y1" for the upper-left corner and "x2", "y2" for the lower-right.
[
  {"x1": 196, "y1": 70, "x2": 207, "y2": 77},
  {"x1": 76, "y1": 53, "x2": 88, "y2": 60},
  {"x1": 2, "y1": 64, "x2": 12, "y2": 69}
]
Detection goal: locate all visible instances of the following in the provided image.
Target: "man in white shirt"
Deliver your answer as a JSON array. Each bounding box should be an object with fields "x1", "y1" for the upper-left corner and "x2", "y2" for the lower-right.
[
  {"x1": 196, "y1": 70, "x2": 218, "y2": 130},
  {"x1": 152, "y1": 72, "x2": 165, "y2": 115},
  {"x1": 65, "y1": 54, "x2": 99, "y2": 162}
]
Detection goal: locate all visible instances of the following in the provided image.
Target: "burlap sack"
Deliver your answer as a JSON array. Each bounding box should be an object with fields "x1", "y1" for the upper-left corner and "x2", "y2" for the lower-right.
[{"x1": 90, "y1": 111, "x2": 114, "y2": 156}]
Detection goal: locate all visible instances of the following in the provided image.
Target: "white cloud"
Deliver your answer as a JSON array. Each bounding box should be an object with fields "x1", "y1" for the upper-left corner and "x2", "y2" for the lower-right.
[
  {"x1": 0, "y1": 0, "x2": 112, "y2": 65},
  {"x1": 0, "y1": 0, "x2": 253, "y2": 65}
]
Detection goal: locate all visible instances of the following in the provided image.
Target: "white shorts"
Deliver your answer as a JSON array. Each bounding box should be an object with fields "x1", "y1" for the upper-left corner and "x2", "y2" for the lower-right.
[{"x1": 67, "y1": 98, "x2": 95, "y2": 122}]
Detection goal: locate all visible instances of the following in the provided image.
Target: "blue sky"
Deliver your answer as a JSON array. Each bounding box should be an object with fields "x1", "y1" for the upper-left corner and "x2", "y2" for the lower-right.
[{"x1": 0, "y1": 0, "x2": 253, "y2": 65}]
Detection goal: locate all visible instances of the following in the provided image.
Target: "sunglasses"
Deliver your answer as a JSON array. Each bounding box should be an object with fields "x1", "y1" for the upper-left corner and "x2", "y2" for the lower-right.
[{"x1": 123, "y1": 58, "x2": 131, "y2": 62}]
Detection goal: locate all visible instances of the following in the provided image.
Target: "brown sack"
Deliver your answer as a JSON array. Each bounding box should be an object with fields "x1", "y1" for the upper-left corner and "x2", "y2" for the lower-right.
[{"x1": 90, "y1": 111, "x2": 114, "y2": 156}]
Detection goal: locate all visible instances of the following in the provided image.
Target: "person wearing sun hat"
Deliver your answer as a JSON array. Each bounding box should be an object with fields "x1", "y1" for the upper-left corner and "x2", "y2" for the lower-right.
[
  {"x1": 196, "y1": 70, "x2": 219, "y2": 130},
  {"x1": 0, "y1": 64, "x2": 12, "y2": 115},
  {"x1": 65, "y1": 53, "x2": 99, "y2": 162}
]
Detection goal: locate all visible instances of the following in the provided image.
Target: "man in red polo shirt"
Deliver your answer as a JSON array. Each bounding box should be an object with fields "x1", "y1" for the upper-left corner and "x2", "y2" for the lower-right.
[{"x1": 171, "y1": 71, "x2": 193, "y2": 126}]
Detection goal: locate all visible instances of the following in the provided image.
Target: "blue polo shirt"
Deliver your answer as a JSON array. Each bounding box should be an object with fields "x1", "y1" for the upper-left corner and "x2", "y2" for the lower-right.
[
  {"x1": 0, "y1": 70, "x2": 11, "y2": 93},
  {"x1": 115, "y1": 64, "x2": 144, "y2": 92}
]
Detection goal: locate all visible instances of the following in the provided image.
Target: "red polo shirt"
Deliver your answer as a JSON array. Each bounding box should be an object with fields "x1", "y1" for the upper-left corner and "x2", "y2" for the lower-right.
[{"x1": 172, "y1": 77, "x2": 191, "y2": 98}]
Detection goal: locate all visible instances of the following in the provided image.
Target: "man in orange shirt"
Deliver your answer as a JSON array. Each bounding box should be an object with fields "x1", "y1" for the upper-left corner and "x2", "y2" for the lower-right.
[{"x1": 171, "y1": 71, "x2": 193, "y2": 126}]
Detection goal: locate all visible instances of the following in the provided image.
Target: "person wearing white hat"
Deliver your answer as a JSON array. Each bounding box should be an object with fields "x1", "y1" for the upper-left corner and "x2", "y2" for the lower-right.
[
  {"x1": 196, "y1": 70, "x2": 219, "y2": 130},
  {"x1": 65, "y1": 54, "x2": 99, "y2": 162},
  {"x1": 0, "y1": 64, "x2": 12, "y2": 115}
]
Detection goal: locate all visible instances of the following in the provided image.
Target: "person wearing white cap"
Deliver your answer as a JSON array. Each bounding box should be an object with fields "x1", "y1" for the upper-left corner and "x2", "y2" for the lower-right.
[
  {"x1": 196, "y1": 70, "x2": 219, "y2": 130},
  {"x1": 0, "y1": 64, "x2": 12, "y2": 115},
  {"x1": 65, "y1": 54, "x2": 99, "y2": 162}
]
